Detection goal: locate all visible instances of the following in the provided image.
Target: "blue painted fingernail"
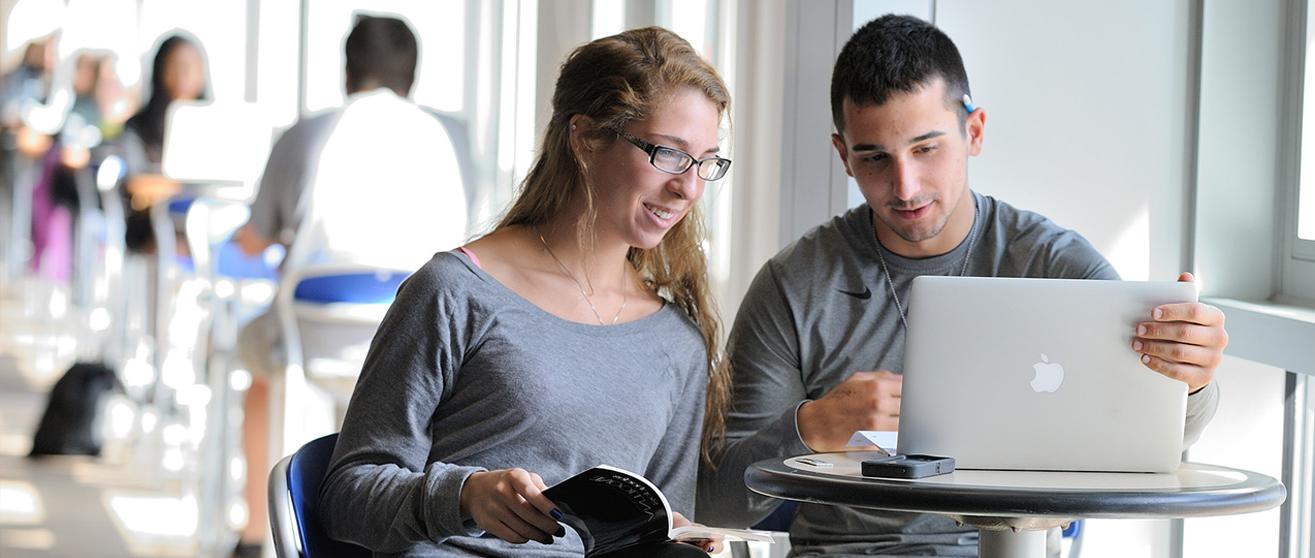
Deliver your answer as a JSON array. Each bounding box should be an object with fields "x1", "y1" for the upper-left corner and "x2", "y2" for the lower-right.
[
  {"x1": 555, "y1": 526, "x2": 566, "y2": 537},
  {"x1": 550, "y1": 508, "x2": 563, "y2": 520}
]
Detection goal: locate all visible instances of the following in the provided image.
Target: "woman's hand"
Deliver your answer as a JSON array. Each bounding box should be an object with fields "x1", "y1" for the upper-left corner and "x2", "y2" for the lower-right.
[
  {"x1": 61, "y1": 145, "x2": 90, "y2": 169},
  {"x1": 126, "y1": 174, "x2": 181, "y2": 210},
  {"x1": 459, "y1": 468, "x2": 565, "y2": 545},
  {"x1": 672, "y1": 512, "x2": 719, "y2": 554},
  {"x1": 16, "y1": 126, "x2": 51, "y2": 158}
]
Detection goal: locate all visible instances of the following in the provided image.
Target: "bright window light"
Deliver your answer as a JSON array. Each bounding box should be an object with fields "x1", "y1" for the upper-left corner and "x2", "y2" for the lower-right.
[
  {"x1": 0, "y1": 528, "x2": 55, "y2": 550},
  {"x1": 162, "y1": 423, "x2": 189, "y2": 446},
  {"x1": 107, "y1": 397, "x2": 136, "y2": 439},
  {"x1": 60, "y1": 0, "x2": 137, "y2": 60},
  {"x1": 663, "y1": 0, "x2": 710, "y2": 59},
  {"x1": 592, "y1": 0, "x2": 625, "y2": 39},
  {"x1": 304, "y1": 1, "x2": 466, "y2": 113},
  {"x1": 1301, "y1": 1, "x2": 1315, "y2": 242},
  {"x1": 105, "y1": 493, "x2": 198, "y2": 538},
  {"x1": 227, "y1": 501, "x2": 249, "y2": 531},
  {"x1": 137, "y1": 0, "x2": 247, "y2": 102},
  {"x1": 4, "y1": 0, "x2": 62, "y2": 52},
  {"x1": 0, "y1": 481, "x2": 44, "y2": 525},
  {"x1": 1301, "y1": 170, "x2": 1315, "y2": 241},
  {"x1": 162, "y1": 448, "x2": 186, "y2": 472},
  {"x1": 229, "y1": 368, "x2": 253, "y2": 392}
]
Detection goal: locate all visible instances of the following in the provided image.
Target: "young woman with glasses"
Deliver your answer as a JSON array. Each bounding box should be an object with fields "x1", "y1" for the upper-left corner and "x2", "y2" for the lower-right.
[{"x1": 320, "y1": 27, "x2": 732, "y2": 557}]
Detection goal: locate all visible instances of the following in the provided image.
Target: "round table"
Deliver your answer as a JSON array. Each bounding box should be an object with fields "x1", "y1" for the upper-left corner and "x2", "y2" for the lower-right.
[{"x1": 746, "y1": 451, "x2": 1286, "y2": 558}]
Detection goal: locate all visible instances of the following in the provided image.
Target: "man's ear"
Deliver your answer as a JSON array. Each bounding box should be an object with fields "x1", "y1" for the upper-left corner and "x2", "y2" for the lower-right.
[
  {"x1": 965, "y1": 108, "x2": 986, "y2": 157},
  {"x1": 832, "y1": 132, "x2": 855, "y2": 177}
]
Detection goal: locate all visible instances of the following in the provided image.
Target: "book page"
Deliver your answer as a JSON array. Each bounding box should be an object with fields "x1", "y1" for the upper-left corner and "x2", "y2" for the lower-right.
[{"x1": 669, "y1": 525, "x2": 777, "y2": 543}]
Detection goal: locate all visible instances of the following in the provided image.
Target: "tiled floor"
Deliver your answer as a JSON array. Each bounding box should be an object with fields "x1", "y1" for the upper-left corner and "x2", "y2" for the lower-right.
[{"x1": 0, "y1": 277, "x2": 234, "y2": 557}]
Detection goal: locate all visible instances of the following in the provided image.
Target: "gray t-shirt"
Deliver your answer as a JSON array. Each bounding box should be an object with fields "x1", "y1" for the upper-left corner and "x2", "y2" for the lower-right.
[
  {"x1": 698, "y1": 192, "x2": 1220, "y2": 556},
  {"x1": 320, "y1": 251, "x2": 709, "y2": 557},
  {"x1": 246, "y1": 110, "x2": 339, "y2": 246}
]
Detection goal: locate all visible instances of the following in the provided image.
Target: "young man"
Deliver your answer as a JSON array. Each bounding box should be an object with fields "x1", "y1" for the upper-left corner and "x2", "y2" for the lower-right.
[{"x1": 698, "y1": 14, "x2": 1226, "y2": 556}]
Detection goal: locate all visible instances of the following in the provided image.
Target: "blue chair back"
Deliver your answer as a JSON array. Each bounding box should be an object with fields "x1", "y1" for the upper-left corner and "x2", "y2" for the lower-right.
[
  {"x1": 287, "y1": 434, "x2": 370, "y2": 558},
  {"x1": 752, "y1": 500, "x2": 798, "y2": 532},
  {"x1": 1062, "y1": 519, "x2": 1082, "y2": 538},
  {"x1": 292, "y1": 271, "x2": 407, "y2": 304},
  {"x1": 216, "y1": 239, "x2": 282, "y2": 281}
]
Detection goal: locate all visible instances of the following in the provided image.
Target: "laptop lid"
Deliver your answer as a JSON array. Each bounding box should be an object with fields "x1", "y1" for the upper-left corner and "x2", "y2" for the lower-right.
[
  {"x1": 897, "y1": 276, "x2": 1196, "y2": 473},
  {"x1": 161, "y1": 101, "x2": 272, "y2": 193}
]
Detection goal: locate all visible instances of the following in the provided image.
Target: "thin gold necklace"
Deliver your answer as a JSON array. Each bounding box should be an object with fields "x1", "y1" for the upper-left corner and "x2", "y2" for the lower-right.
[{"x1": 536, "y1": 228, "x2": 628, "y2": 325}]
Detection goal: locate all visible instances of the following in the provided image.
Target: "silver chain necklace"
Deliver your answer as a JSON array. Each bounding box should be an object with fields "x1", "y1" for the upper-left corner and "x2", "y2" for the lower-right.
[
  {"x1": 537, "y1": 228, "x2": 628, "y2": 326},
  {"x1": 875, "y1": 201, "x2": 979, "y2": 332}
]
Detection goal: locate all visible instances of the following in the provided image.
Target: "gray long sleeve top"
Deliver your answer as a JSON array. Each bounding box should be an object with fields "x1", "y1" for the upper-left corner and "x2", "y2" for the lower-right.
[
  {"x1": 320, "y1": 251, "x2": 709, "y2": 557},
  {"x1": 697, "y1": 192, "x2": 1220, "y2": 555}
]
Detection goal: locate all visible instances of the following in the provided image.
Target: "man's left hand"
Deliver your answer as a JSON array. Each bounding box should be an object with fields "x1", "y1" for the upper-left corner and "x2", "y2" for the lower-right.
[{"x1": 1132, "y1": 272, "x2": 1227, "y2": 393}]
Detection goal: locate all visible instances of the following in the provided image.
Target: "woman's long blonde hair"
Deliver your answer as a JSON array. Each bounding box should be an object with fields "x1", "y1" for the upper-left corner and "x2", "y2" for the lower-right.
[{"x1": 494, "y1": 27, "x2": 731, "y2": 464}]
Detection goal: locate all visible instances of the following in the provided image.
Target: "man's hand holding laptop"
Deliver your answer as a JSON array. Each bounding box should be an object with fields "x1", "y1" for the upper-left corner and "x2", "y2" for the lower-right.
[{"x1": 1131, "y1": 272, "x2": 1226, "y2": 394}]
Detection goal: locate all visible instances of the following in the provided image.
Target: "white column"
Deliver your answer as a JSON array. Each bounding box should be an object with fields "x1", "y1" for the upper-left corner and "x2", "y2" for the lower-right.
[{"x1": 978, "y1": 528, "x2": 1047, "y2": 558}]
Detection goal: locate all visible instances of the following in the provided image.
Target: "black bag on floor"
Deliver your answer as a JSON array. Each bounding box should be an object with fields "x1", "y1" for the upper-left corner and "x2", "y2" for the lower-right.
[{"x1": 29, "y1": 362, "x2": 122, "y2": 457}]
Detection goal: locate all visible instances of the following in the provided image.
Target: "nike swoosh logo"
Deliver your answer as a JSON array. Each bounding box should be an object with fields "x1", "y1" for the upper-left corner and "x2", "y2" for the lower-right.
[{"x1": 838, "y1": 286, "x2": 872, "y2": 300}]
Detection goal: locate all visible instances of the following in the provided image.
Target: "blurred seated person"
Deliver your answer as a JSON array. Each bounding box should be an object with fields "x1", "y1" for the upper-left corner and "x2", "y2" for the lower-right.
[
  {"x1": 29, "y1": 52, "x2": 132, "y2": 280},
  {"x1": 3, "y1": 35, "x2": 57, "y2": 164},
  {"x1": 114, "y1": 34, "x2": 208, "y2": 253},
  {"x1": 228, "y1": 16, "x2": 468, "y2": 557}
]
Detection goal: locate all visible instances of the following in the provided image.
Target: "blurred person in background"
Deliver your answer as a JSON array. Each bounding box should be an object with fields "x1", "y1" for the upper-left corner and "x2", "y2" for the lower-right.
[
  {"x1": 1, "y1": 35, "x2": 54, "y2": 277},
  {"x1": 2, "y1": 37, "x2": 55, "y2": 111},
  {"x1": 229, "y1": 15, "x2": 468, "y2": 558},
  {"x1": 29, "y1": 51, "x2": 132, "y2": 280},
  {"x1": 114, "y1": 33, "x2": 208, "y2": 253},
  {"x1": 2, "y1": 34, "x2": 57, "y2": 146}
]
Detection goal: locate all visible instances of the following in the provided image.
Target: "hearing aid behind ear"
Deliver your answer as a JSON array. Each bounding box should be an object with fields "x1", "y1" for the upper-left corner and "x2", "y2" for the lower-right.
[{"x1": 961, "y1": 94, "x2": 976, "y2": 114}]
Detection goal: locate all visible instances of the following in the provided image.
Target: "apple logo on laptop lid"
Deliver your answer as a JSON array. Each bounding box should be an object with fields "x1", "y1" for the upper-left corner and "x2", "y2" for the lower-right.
[{"x1": 1029, "y1": 353, "x2": 1065, "y2": 393}]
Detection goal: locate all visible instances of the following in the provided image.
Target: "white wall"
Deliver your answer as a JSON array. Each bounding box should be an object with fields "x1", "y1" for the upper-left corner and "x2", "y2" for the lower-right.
[
  {"x1": 1181, "y1": 356, "x2": 1288, "y2": 558},
  {"x1": 1194, "y1": 0, "x2": 1286, "y2": 301},
  {"x1": 936, "y1": 0, "x2": 1194, "y2": 282}
]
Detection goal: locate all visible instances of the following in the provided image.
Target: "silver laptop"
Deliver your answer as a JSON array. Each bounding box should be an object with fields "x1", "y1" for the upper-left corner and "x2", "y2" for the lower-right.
[
  {"x1": 896, "y1": 276, "x2": 1197, "y2": 473},
  {"x1": 161, "y1": 101, "x2": 273, "y2": 188}
]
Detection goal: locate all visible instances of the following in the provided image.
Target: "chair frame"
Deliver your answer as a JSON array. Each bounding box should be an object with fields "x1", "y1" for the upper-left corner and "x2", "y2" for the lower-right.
[{"x1": 268, "y1": 433, "x2": 371, "y2": 558}]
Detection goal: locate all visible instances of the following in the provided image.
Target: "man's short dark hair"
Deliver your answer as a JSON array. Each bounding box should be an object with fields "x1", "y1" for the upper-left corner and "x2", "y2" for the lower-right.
[
  {"x1": 830, "y1": 14, "x2": 971, "y2": 134},
  {"x1": 345, "y1": 15, "x2": 418, "y2": 97}
]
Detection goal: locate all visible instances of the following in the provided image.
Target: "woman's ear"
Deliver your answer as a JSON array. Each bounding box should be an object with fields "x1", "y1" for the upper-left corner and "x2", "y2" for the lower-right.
[{"x1": 568, "y1": 114, "x2": 603, "y2": 156}]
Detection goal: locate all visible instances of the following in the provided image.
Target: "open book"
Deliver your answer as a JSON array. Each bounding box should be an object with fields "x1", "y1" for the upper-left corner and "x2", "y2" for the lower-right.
[{"x1": 544, "y1": 464, "x2": 775, "y2": 556}]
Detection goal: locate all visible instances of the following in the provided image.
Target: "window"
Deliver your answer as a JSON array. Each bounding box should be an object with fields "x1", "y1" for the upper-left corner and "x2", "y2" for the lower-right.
[
  {"x1": 1287, "y1": 0, "x2": 1315, "y2": 300},
  {"x1": 1299, "y1": 0, "x2": 1315, "y2": 254},
  {"x1": 302, "y1": 1, "x2": 466, "y2": 114}
]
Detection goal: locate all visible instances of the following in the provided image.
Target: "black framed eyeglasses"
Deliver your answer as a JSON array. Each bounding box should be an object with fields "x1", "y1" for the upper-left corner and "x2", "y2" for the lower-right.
[{"x1": 612, "y1": 129, "x2": 732, "y2": 181}]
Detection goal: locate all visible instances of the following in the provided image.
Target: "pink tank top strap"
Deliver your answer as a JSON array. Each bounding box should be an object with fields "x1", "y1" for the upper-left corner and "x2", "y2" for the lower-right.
[{"x1": 455, "y1": 246, "x2": 483, "y2": 269}]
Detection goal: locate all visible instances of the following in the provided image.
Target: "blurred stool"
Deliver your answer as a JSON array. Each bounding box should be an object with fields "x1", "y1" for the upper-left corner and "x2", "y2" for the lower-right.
[
  {"x1": 270, "y1": 265, "x2": 407, "y2": 461},
  {"x1": 179, "y1": 198, "x2": 282, "y2": 555}
]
